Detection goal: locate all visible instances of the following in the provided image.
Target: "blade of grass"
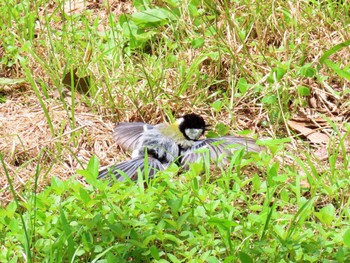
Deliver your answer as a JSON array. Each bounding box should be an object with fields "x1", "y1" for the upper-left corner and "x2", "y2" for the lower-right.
[
  {"x1": 0, "y1": 153, "x2": 32, "y2": 263},
  {"x1": 285, "y1": 197, "x2": 315, "y2": 240},
  {"x1": 319, "y1": 40, "x2": 350, "y2": 65},
  {"x1": 59, "y1": 207, "x2": 75, "y2": 261},
  {"x1": 21, "y1": 62, "x2": 55, "y2": 137},
  {"x1": 260, "y1": 201, "x2": 275, "y2": 240}
]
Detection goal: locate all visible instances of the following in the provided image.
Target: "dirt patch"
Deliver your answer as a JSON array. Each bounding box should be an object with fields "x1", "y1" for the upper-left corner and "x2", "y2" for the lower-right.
[{"x1": 0, "y1": 87, "x2": 122, "y2": 206}]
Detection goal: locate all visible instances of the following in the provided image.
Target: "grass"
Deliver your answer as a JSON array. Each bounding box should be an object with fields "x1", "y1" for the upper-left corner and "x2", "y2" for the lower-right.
[{"x1": 0, "y1": 0, "x2": 350, "y2": 262}]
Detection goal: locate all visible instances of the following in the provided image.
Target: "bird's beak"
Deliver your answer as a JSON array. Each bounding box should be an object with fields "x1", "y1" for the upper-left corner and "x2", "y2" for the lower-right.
[{"x1": 204, "y1": 124, "x2": 211, "y2": 131}]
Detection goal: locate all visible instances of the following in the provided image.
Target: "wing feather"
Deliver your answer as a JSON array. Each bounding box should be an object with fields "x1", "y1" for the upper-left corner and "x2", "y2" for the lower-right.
[
  {"x1": 98, "y1": 157, "x2": 164, "y2": 181},
  {"x1": 180, "y1": 136, "x2": 263, "y2": 167},
  {"x1": 113, "y1": 122, "x2": 154, "y2": 152}
]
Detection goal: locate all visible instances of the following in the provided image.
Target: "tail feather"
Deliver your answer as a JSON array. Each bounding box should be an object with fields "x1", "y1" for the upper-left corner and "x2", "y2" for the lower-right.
[{"x1": 98, "y1": 157, "x2": 164, "y2": 182}]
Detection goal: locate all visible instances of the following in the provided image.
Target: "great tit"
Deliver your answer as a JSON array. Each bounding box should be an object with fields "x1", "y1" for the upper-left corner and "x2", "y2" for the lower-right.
[{"x1": 98, "y1": 113, "x2": 262, "y2": 181}]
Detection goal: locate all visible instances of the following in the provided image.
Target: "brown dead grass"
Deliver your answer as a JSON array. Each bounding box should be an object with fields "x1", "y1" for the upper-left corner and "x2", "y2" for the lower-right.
[{"x1": 0, "y1": 87, "x2": 123, "y2": 205}]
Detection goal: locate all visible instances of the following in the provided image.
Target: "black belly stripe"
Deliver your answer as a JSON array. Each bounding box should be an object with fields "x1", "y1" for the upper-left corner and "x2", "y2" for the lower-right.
[{"x1": 146, "y1": 148, "x2": 168, "y2": 164}]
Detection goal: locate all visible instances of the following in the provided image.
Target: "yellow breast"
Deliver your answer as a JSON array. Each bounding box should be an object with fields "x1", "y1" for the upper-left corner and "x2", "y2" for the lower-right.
[{"x1": 158, "y1": 123, "x2": 193, "y2": 148}]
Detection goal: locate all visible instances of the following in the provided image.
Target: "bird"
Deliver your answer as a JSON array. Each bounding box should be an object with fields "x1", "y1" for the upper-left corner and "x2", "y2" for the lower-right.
[{"x1": 98, "y1": 113, "x2": 263, "y2": 181}]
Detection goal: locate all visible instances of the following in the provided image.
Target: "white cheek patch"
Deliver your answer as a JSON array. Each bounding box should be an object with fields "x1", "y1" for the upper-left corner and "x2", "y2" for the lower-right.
[{"x1": 185, "y1": 129, "x2": 203, "y2": 140}]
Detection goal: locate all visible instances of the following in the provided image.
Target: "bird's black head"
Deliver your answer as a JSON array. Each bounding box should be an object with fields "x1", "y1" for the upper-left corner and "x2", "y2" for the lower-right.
[{"x1": 178, "y1": 113, "x2": 207, "y2": 140}]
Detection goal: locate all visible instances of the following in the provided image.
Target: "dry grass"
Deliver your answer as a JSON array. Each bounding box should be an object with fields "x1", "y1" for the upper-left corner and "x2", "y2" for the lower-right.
[{"x1": 0, "y1": 86, "x2": 120, "y2": 205}]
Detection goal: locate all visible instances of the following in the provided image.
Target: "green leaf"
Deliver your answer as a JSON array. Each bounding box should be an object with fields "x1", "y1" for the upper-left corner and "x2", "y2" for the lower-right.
[
  {"x1": 5, "y1": 201, "x2": 17, "y2": 215},
  {"x1": 261, "y1": 94, "x2": 277, "y2": 105},
  {"x1": 9, "y1": 218, "x2": 19, "y2": 234},
  {"x1": 258, "y1": 138, "x2": 291, "y2": 146},
  {"x1": 177, "y1": 212, "x2": 191, "y2": 228},
  {"x1": 258, "y1": 138, "x2": 291, "y2": 154},
  {"x1": 132, "y1": 8, "x2": 177, "y2": 27},
  {"x1": 236, "y1": 129, "x2": 254, "y2": 136},
  {"x1": 280, "y1": 189, "x2": 289, "y2": 202},
  {"x1": 120, "y1": 19, "x2": 139, "y2": 37},
  {"x1": 298, "y1": 64, "x2": 316, "y2": 77},
  {"x1": 76, "y1": 156, "x2": 104, "y2": 189},
  {"x1": 343, "y1": 229, "x2": 350, "y2": 247},
  {"x1": 297, "y1": 86, "x2": 310, "y2": 96},
  {"x1": 167, "y1": 197, "x2": 183, "y2": 215},
  {"x1": 208, "y1": 51, "x2": 219, "y2": 60},
  {"x1": 188, "y1": 3, "x2": 199, "y2": 17},
  {"x1": 133, "y1": 0, "x2": 151, "y2": 11},
  {"x1": 272, "y1": 174, "x2": 289, "y2": 182},
  {"x1": 190, "y1": 177, "x2": 199, "y2": 192},
  {"x1": 267, "y1": 162, "x2": 279, "y2": 185},
  {"x1": 238, "y1": 251, "x2": 253, "y2": 263},
  {"x1": 208, "y1": 217, "x2": 238, "y2": 229},
  {"x1": 207, "y1": 256, "x2": 219, "y2": 263},
  {"x1": 164, "y1": 0, "x2": 180, "y2": 7},
  {"x1": 51, "y1": 176, "x2": 65, "y2": 195},
  {"x1": 189, "y1": 162, "x2": 203, "y2": 176},
  {"x1": 314, "y1": 204, "x2": 335, "y2": 225},
  {"x1": 267, "y1": 67, "x2": 287, "y2": 83},
  {"x1": 167, "y1": 253, "x2": 180, "y2": 263},
  {"x1": 164, "y1": 233, "x2": 182, "y2": 245},
  {"x1": 118, "y1": 13, "x2": 128, "y2": 26},
  {"x1": 206, "y1": 130, "x2": 219, "y2": 138},
  {"x1": 252, "y1": 174, "x2": 261, "y2": 190},
  {"x1": 216, "y1": 123, "x2": 229, "y2": 136},
  {"x1": 191, "y1": 37, "x2": 204, "y2": 48},
  {"x1": 210, "y1": 100, "x2": 223, "y2": 112},
  {"x1": 79, "y1": 188, "x2": 91, "y2": 204},
  {"x1": 150, "y1": 245, "x2": 160, "y2": 260},
  {"x1": 87, "y1": 155, "x2": 99, "y2": 177},
  {"x1": 237, "y1": 77, "x2": 249, "y2": 94}
]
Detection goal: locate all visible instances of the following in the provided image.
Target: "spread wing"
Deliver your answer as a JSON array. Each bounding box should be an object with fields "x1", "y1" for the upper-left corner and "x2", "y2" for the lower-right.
[
  {"x1": 98, "y1": 157, "x2": 164, "y2": 182},
  {"x1": 180, "y1": 136, "x2": 263, "y2": 167},
  {"x1": 113, "y1": 122, "x2": 154, "y2": 152}
]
